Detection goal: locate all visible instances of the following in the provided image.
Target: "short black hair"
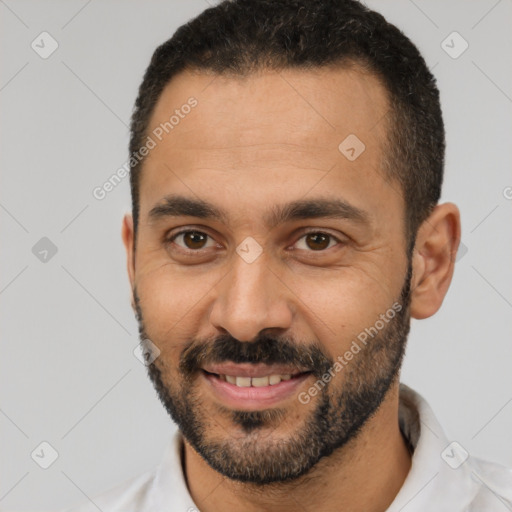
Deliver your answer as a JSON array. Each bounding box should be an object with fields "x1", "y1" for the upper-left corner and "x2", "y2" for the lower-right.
[{"x1": 129, "y1": 0, "x2": 444, "y2": 253}]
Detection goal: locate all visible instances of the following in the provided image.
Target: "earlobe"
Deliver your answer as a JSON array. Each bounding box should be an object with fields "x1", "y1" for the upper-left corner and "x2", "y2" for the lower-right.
[
  {"x1": 409, "y1": 203, "x2": 461, "y2": 320},
  {"x1": 121, "y1": 214, "x2": 136, "y2": 311}
]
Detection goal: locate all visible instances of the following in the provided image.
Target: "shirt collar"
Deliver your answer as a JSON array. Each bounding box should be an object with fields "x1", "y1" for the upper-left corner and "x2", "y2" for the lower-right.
[{"x1": 388, "y1": 383, "x2": 478, "y2": 511}]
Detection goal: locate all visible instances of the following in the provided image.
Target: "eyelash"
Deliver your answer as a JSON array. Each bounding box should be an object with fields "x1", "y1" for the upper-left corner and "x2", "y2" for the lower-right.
[{"x1": 165, "y1": 228, "x2": 345, "y2": 254}]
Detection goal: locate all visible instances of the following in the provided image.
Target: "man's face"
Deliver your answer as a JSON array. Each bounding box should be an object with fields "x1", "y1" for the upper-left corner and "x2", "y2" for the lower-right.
[{"x1": 127, "y1": 66, "x2": 413, "y2": 483}]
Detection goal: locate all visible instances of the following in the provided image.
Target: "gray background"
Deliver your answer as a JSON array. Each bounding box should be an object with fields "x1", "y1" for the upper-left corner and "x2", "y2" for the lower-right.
[{"x1": 1, "y1": 0, "x2": 511, "y2": 509}]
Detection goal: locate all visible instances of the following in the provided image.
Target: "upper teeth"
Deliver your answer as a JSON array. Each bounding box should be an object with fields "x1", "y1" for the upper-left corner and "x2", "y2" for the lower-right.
[{"x1": 222, "y1": 374, "x2": 292, "y2": 387}]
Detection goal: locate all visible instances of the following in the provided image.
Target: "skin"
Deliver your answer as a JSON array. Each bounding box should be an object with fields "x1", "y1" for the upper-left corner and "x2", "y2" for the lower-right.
[{"x1": 122, "y1": 65, "x2": 461, "y2": 512}]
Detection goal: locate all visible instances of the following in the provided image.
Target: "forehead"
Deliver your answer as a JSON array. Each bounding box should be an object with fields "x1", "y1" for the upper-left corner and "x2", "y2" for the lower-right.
[
  {"x1": 138, "y1": 65, "x2": 399, "y2": 230},
  {"x1": 147, "y1": 64, "x2": 389, "y2": 151}
]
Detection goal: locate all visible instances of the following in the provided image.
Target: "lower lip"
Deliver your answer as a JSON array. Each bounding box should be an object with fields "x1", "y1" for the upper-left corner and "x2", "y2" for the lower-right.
[{"x1": 202, "y1": 370, "x2": 312, "y2": 410}]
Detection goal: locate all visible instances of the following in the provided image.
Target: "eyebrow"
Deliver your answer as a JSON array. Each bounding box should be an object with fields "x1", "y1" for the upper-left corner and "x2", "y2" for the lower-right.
[{"x1": 148, "y1": 194, "x2": 370, "y2": 228}]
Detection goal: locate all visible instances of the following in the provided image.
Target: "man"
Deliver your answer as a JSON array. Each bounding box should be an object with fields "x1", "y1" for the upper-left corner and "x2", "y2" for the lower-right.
[{"x1": 67, "y1": 0, "x2": 512, "y2": 510}]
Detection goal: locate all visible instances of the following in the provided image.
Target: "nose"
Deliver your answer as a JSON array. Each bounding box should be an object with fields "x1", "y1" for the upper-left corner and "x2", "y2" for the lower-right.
[{"x1": 209, "y1": 252, "x2": 293, "y2": 342}]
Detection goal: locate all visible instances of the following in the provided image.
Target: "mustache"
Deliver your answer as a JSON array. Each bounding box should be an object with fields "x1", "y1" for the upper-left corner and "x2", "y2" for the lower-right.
[{"x1": 179, "y1": 333, "x2": 334, "y2": 379}]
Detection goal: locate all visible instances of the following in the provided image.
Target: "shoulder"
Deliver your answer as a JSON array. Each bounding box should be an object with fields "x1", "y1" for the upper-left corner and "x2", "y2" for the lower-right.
[
  {"x1": 395, "y1": 384, "x2": 512, "y2": 510},
  {"x1": 60, "y1": 468, "x2": 156, "y2": 512},
  {"x1": 59, "y1": 431, "x2": 187, "y2": 512},
  {"x1": 467, "y1": 456, "x2": 512, "y2": 509}
]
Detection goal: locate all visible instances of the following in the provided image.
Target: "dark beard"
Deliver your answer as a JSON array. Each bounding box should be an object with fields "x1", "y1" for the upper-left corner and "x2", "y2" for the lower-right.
[{"x1": 134, "y1": 261, "x2": 413, "y2": 485}]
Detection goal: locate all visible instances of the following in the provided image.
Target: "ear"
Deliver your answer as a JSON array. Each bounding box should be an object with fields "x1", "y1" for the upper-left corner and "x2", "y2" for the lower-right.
[
  {"x1": 121, "y1": 213, "x2": 136, "y2": 312},
  {"x1": 409, "y1": 202, "x2": 461, "y2": 319}
]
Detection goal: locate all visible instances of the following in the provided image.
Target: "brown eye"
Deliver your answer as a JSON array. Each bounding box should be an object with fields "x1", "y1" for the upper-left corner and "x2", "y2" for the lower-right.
[
  {"x1": 295, "y1": 232, "x2": 341, "y2": 251},
  {"x1": 170, "y1": 230, "x2": 214, "y2": 251},
  {"x1": 183, "y1": 231, "x2": 207, "y2": 249},
  {"x1": 306, "y1": 233, "x2": 329, "y2": 250}
]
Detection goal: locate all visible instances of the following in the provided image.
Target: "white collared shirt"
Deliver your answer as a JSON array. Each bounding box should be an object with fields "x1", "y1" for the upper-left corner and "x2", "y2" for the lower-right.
[{"x1": 63, "y1": 384, "x2": 512, "y2": 511}]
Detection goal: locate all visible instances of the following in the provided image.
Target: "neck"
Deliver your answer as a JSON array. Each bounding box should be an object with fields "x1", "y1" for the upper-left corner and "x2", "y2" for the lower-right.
[{"x1": 182, "y1": 382, "x2": 411, "y2": 512}]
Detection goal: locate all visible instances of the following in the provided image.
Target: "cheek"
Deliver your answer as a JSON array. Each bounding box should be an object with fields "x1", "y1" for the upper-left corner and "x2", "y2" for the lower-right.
[
  {"x1": 291, "y1": 271, "x2": 392, "y2": 357},
  {"x1": 135, "y1": 263, "x2": 218, "y2": 349}
]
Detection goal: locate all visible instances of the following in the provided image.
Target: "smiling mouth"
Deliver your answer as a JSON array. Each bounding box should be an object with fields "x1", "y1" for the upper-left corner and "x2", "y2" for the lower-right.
[
  {"x1": 202, "y1": 369, "x2": 312, "y2": 387},
  {"x1": 200, "y1": 364, "x2": 314, "y2": 410}
]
